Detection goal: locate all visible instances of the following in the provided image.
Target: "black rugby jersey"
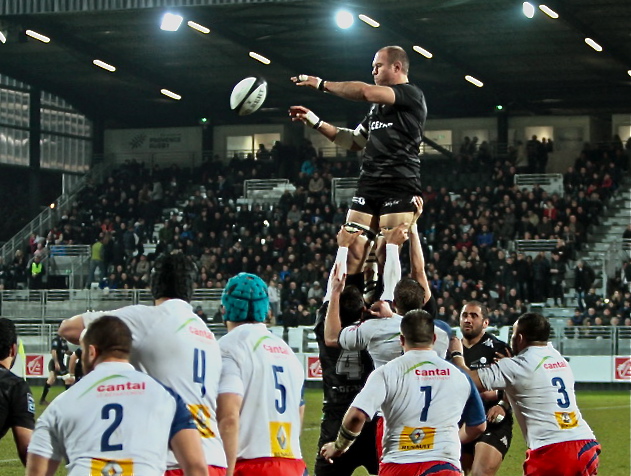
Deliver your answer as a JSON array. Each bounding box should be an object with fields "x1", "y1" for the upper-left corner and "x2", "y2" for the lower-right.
[
  {"x1": 463, "y1": 332, "x2": 512, "y2": 413},
  {"x1": 359, "y1": 83, "x2": 426, "y2": 181},
  {"x1": 51, "y1": 336, "x2": 68, "y2": 362},
  {"x1": 314, "y1": 303, "x2": 374, "y2": 411},
  {"x1": 0, "y1": 364, "x2": 35, "y2": 440}
]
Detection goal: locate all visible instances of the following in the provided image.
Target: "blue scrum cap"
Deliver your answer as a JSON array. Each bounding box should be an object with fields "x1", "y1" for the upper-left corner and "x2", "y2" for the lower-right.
[{"x1": 222, "y1": 273, "x2": 269, "y2": 322}]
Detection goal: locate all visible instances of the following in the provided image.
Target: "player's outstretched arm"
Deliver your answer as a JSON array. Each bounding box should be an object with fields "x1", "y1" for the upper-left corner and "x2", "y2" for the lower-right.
[
  {"x1": 58, "y1": 314, "x2": 86, "y2": 345},
  {"x1": 449, "y1": 337, "x2": 484, "y2": 391},
  {"x1": 288, "y1": 105, "x2": 366, "y2": 151},
  {"x1": 25, "y1": 453, "x2": 60, "y2": 476},
  {"x1": 170, "y1": 429, "x2": 208, "y2": 476},
  {"x1": 292, "y1": 74, "x2": 395, "y2": 104},
  {"x1": 409, "y1": 197, "x2": 431, "y2": 304},
  {"x1": 324, "y1": 263, "x2": 346, "y2": 347},
  {"x1": 217, "y1": 393, "x2": 243, "y2": 476}
]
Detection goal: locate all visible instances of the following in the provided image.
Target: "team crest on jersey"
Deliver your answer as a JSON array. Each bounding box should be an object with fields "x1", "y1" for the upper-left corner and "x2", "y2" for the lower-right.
[
  {"x1": 398, "y1": 426, "x2": 435, "y2": 451},
  {"x1": 269, "y1": 422, "x2": 294, "y2": 458},
  {"x1": 27, "y1": 393, "x2": 35, "y2": 414},
  {"x1": 555, "y1": 411, "x2": 579, "y2": 430},
  {"x1": 483, "y1": 338, "x2": 494, "y2": 348},
  {"x1": 90, "y1": 458, "x2": 133, "y2": 476}
]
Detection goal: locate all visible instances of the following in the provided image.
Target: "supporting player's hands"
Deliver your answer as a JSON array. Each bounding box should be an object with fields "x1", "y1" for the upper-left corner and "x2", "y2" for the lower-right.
[
  {"x1": 330, "y1": 262, "x2": 347, "y2": 294},
  {"x1": 382, "y1": 223, "x2": 409, "y2": 246},
  {"x1": 486, "y1": 404, "x2": 506, "y2": 424},
  {"x1": 320, "y1": 441, "x2": 346, "y2": 463},
  {"x1": 411, "y1": 195, "x2": 424, "y2": 225},
  {"x1": 494, "y1": 348, "x2": 512, "y2": 361},
  {"x1": 289, "y1": 105, "x2": 312, "y2": 124},
  {"x1": 368, "y1": 300, "x2": 394, "y2": 319},
  {"x1": 337, "y1": 225, "x2": 361, "y2": 248},
  {"x1": 291, "y1": 74, "x2": 322, "y2": 90}
]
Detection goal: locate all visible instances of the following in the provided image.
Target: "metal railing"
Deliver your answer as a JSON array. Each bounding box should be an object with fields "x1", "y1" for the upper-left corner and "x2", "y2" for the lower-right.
[
  {"x1": 0, "y1": 161, "x2": 112, "y2": 264},
  {"x1": 331, "y1": 177, "x2": 358, "y2": 207},
  {"x1": 515, "y1": 239, "x2": 559, "y2": 254},
  {"x1": 1, "y1": 288, "x2": 223, "y2": 324},
  {"x1": 514, "y1": 173, "x2": 564, "y2": 196},
  {"x1": 243, "y1": 179, "x2": 294, "y2": 204}
]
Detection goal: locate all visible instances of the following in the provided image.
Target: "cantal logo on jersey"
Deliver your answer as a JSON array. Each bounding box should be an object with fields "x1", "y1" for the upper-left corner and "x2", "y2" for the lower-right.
[
  {"x1": 534, "y1": 356, "x2": 553, "y2": 371},
  {"x1": 80, "y1": 375, "x2": 145, "y2": 397},
  {"x1": 384, "y1": 333, "x2": 401, "y2": 343},
  {"x1": 253, "y1": 335, "x2": 273, "y2": 352},
  {"x1": 535, "y1": 356, "x2": 568, "y2": 371},
  {"x1": 404, "y1": 361, "x2": 450, "y2": 377},
  {"x1": 399, "y1": 426, "x2": 436, "y2": 451}
]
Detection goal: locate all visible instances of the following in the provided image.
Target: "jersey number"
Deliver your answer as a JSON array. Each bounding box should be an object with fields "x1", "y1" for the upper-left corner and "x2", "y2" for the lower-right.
[
  {"x1": 335, "y1": 350, "x2": 363, "y2": 380},
  {"x1": 101, "y1": 404, "x2": 123, "y2": 452},
  {"x1": 273, "y1": 365, "x2": 286, "y2": 414},
  {"x1": 419, "y1": 386, "x2": 432, "y2": 422},
  {"x1": 551, "y1": 377, "x2": 570, "y2": 408},
  {"x1": 193, "y1": 348, "x2": 207, "y2": 397}
]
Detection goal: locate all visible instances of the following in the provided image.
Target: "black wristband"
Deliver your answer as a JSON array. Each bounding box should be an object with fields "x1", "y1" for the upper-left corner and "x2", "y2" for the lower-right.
[
  {"x1": 318, "y1": 79, "x2": 326, "y2": 92},
  {"x1": 313, "y1": 119, "x2": 323, "y2": 130},
  {"x1": 451, "y1": 351, "x2": 463, "y2": 358}
]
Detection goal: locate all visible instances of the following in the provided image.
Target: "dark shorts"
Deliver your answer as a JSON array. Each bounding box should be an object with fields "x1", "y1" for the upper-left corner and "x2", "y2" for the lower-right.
[
  {"x1": 461, "y1": 417, "x2": 513, "y2": 458},
  {"x1": 350, "y1": 177, "x2": 420, "y2": 217},
  {"x1": 314, "y1": 412, "x2": 379, "y2": 476},
  {"x1": 48, "y1": 359, "x2": 67, "y2": 375}
]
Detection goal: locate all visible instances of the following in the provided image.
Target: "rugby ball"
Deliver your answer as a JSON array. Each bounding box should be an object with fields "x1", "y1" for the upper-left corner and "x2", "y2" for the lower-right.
[{"x1": 230, "y1": 77, "x2": 267, "y2": 116}]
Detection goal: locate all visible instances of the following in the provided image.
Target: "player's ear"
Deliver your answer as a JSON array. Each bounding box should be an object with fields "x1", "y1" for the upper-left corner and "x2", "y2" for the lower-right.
[
  {"x1": 399, "y1": 334, "x2": 405, "y2": 347},
  {"x1": 10, "y1": 343, "x2": 17, "y2": 358}
]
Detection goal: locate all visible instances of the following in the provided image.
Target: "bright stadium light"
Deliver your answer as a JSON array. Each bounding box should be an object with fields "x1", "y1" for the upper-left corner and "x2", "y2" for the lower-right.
[
  {"x1": 161, "y1": 89, "x2": 182, "y2": 100},
  {"x1": 539, "y1": 5, "x2": 559, "y2": 19},
  {"x1": 335, "y1": 10, "x2": 354, "y2": 29},
  {"x1": 161, "y1": 13, "x2": 183, "y2": 31},
  {"x1": 25, "y1": 29, "x2": 51, "y2": 43},
  {"x1": 522, "y1": 2, "x2": 535, "y2": 18},
  {"x1": 585, "y1": 38, "x2": 603, "y2": 52},
  {"x1": 465, "y1": 75, "x2": 484, "y2": 88}
]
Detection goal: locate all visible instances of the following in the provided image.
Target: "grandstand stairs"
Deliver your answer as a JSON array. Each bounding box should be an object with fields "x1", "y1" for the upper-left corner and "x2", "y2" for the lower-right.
[{"x1": 543, "y1": 176, "x2": 630, "y2": 318}]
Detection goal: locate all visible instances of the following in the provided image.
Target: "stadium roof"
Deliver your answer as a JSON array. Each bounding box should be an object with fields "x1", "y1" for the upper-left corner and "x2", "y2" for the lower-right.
[{"x1": 1, "y1": 0, "x2": 630, "y2": 128}]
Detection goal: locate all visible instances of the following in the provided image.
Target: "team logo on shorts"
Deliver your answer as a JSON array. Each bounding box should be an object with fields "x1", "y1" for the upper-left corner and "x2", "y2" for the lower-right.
[
  {"x1": 351, "y1": 196, "x2": 365, "y2": 206},
  {"x1": 398, "y1": 426, "x2": 435, "y2": 451},
  {"x1": 554, "y1": 411, "x2": 579, "y2": 430},
  {"x1": 269, "y1": 422, "x2": 294, "y2": 458}
]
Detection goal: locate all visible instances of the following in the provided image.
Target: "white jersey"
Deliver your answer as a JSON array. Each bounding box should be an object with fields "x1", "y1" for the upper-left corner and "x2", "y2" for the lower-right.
[
  {"x1": 351, "y1": 350, "x2": 485, "y2": 466},
  {"x1": 83, "y1": 300, "x2": 226, "y2": 469},
  {"x1": 478, "y1": 343, "x2": 596, "y2": 450},
  {"x1": 28, "y1": 362, "x2": 195, "y2": 475},
  {"x1": 338, "y1": 314, "x2": 449, "y2": 368},
  {"x1": 218, "y1": 323, "x2": 305, "y2": 461}
]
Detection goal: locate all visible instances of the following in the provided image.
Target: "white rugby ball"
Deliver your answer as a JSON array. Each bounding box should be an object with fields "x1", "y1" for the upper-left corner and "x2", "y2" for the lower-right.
[{"x1": 230, "y1": 77, "x2": 267, "y2": 116}]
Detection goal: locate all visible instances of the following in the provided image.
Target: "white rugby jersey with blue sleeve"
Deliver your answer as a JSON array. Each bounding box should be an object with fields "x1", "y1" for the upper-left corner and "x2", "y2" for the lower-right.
[
  {"x1": 477, "y1": 343, "x2": 596, "y2": 450},
  {"x1": 218, "y1": 323, "x2": 305, "y2": 460},
  {"x1": 350, "y1": 349, "x2": 485, "y2": 467},
  {"x1": 82, "y1": 299, "x2": 226, "y2": 469},
  {"x1": 28, "y1": 362, "x2": 195, "y2": 475},
  {"x1": 339, "y1": 315, "x2": 451, "y2": 368}
]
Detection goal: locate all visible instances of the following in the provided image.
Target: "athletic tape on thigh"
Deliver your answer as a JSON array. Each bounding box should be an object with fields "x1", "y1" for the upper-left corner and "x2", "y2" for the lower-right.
[{"x1": 344, "y1": 222, "x2": 376, "y2": 241}]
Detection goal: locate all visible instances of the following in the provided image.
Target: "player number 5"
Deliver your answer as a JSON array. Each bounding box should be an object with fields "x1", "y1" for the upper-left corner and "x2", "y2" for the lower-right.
[{"x1": 273, "y1": 365, "x2": 286, "y2": 414}]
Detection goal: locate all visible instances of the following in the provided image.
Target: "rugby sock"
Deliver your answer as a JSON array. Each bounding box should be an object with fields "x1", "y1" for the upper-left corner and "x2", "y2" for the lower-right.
[{"x1": 40, "y1": 383, "x2": 50, "y2": 403}]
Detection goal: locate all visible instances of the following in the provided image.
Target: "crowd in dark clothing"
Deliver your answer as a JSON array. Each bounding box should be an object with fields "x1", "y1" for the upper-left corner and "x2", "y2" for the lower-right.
[{"x1": 0, "y1": 138, "x2": 629, "y2": 328}]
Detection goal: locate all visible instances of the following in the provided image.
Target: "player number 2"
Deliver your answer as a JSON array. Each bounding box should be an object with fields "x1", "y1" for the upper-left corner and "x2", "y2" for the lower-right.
[
  {"x1": 101, "y1": 403, "x2": 123, "y2": 452},
  {"x1": 273, "y1": 365, "x2": 286, "y2": 414},
  {"x1": 551, "y1": 377, "x2": 570, "y2": 408},
  {"x1": 419, "y1": 386, "x2": 432, "y2": 422}
]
